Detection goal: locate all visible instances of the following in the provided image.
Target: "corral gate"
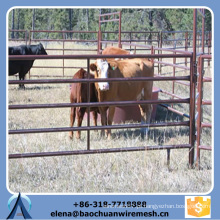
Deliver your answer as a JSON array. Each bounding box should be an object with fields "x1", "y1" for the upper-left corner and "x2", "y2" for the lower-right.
[
  {"x1": 98, "y1": 9, "x2": 212, "y2": 167},
  {"x1": 196, "y1": 54, "x2": 212, "y2": 167},
  {"x1": 9, "y1": 52, "x2": 196, "y2": 167},
  {"x1": 98, "y1": 11, "x2": 122, "y2": 53}
]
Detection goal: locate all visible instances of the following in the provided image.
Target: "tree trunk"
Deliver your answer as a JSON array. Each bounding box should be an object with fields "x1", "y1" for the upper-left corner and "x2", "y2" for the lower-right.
[
  {"x1": 11, "y1": 9, "x2": 15, "y2": 39},
  {"x1": 86, "y1": 9, "x2": 89, "y2": 31},
  {"x1": 16, "y1": 9, "x2": 20, "y2": 39},
  {"x1": 32, "y1": 9, "x2": 35, "y2": 40},
  {"x1": 68, "y1": 9, "x2": 72, "y2": 38}
]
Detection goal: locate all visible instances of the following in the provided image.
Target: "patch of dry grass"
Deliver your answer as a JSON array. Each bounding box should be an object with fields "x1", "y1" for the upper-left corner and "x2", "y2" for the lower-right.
[{"x1": 8, "y1": 42, "x2": 212, "y2": 194}]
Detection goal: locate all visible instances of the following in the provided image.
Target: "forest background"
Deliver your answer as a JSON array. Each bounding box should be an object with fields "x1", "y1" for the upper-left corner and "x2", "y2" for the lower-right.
[{"x1": 9, "y1": 8, "x2": 212, "y2": 40}]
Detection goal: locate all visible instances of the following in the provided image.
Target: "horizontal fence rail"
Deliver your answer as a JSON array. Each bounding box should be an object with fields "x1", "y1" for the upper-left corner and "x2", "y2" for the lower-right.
[
  {"x1": 9, "y1": 121, "x2": 190, "y2": 135},
  {"x1": 121, "y1": 42, "x2": 193, "y2": 54},
  {"x1": 9, "y1": 76, "x2": 190, "y2": 84},
  {"x1": 9, "y1": 144, "x2": 192, "y2": 159},
  {"x1": 9, "y1": 53, "x2": 193, "y2": 60},
  {"x1": 9, "y1": 99, "x2": 190, "y2": 110}
]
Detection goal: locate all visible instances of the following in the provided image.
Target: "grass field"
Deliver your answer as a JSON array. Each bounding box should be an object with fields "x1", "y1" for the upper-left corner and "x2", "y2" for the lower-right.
[{"x1": 8, "y1": 42, "x2": 212, "y2": 193}]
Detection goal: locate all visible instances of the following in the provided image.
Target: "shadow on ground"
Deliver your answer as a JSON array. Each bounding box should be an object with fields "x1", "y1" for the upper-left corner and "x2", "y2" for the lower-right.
[{"x1": 112, "y1": 105, "x2": 189, "y2": 145}]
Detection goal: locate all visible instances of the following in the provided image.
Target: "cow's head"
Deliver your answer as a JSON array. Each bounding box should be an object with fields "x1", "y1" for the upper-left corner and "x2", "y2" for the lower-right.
[
  {"x1": 37, "y1": 43, "x2": 47, "y2": 55},
  {"x1": 90, "y1": 59, "x2": 110, "y2": 91}
]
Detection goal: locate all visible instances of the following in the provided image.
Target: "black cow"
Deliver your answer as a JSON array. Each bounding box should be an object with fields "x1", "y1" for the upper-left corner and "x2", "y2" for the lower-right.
[{"x1": 9, "y1": 43, "x2": 47, "y2": 88}]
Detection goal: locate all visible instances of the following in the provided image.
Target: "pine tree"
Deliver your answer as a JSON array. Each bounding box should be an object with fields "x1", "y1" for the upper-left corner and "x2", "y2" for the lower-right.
[{"x1": 8, "y1": 8, "x2": 212, "y2": 41}]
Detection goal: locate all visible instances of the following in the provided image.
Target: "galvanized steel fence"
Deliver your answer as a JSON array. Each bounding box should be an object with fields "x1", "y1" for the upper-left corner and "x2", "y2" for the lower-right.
[{"x1": 8, "y1": 9, "x2": 212, "y2": 167}]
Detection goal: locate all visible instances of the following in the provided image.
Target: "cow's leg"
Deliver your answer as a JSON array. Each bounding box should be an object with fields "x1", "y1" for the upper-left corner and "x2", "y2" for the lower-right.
[
  {"x1": 92, "y1": 111, "x2": 98, "y2": 127},
  {"x1": 19, "y1": 72, "x2": 26, "y2": 89},
  {"x1": 139, "y1": 85, "x2": 153, "y2": 138},
  {"x1": 99, "y1": 107, "x2": 107, "y2": 137},
  {"x1": 107, "y1": 106, "x2": 115, "y2": 139},
  {"x1": 76, "y1": 107, "x2": 86, "y2": 139},
  {"x1": 92, "y1": 111, "x2": 98, "y2": 134},
  {"x1": 69, "y1": 107, "x2": 76, "y2": 139},
  {"x1": 139, "y1": 103, "x2": 152, "y2": 138}
]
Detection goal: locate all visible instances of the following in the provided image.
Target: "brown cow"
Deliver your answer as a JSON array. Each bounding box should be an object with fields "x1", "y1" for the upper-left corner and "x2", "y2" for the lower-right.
[
  {"x1": 90, "y1": 58, "x2": 154, "y2": 139},
  {"x1": 69, "y1": 68, "x2": 99, "y2": 139},
  {"x1": 102, "y1": 46, "x2": 131, "y2": 56}
]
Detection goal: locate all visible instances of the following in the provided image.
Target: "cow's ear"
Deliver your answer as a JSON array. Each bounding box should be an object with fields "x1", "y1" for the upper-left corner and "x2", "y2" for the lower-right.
[
  {"x1": 109, "y1": 61, "x2": 118, "y2": 70},
  {"x1": 148, "y1": 58, "x2": 154, "y2": 64},
  {"x1": 90, "y1": 63, "x2": 97, "y2": 71}
]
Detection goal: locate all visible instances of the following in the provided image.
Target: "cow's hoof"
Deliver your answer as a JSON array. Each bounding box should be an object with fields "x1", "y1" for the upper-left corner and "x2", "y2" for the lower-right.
[
  {"x1": 18, "y1": 86, "x2": 25, "y2": 90},
  {"x1": 69, "y1": 132, "x2": 73, "y2": 140},
  {"x1": 75, "y1": 135, "x2": 80, "y2": 140},
  {"x1": 100, "y1": 130, "x2": 105, "y2": 137}
]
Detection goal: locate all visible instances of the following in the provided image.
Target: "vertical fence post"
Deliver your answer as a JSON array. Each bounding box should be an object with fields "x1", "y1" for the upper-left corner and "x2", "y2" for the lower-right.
[
  {"x1": 151, "y1": 46, "x2": 154, "y2": 55},
  {"x1": 196, "y1": 56, "x2": 202, "y2": 168},
  {"x1": 28, "y1": 31, "x2": 32, "y2": 79},
  {"x1": 185, "y1": 31, "x2": 188, "y2": 66},
  {"x1": 208, "y1": 32, "x2": 211, "y2": 66},
  {"x1": 62, "y1": 33, "x2": 65, "y2": 77},
  {"x1": 188, "y1": 9, "x2": 198, "y2": 168},
  {"x1": 189, "y1": 55, "x2": 196, "y2": 168},
  {"x1": 87, "y1": 58, "x2": 91, "y2": 151},
  {"x1": 97, "y1": 31, "x2": 99, "y2": 54},
  {"x1": 159, "y1": 32, "x2": 163, "y2": 74},
  {"x1": 172, "y1": 52, "x2": 176, "y2": 108},
  {"x1": 167, "y1": 149, "x2": 170, "y2": 166}
]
